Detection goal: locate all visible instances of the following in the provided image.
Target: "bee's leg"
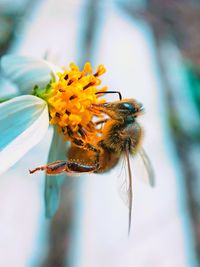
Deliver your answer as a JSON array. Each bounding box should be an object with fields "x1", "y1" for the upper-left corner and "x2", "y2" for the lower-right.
[
  {"x1": 77, "y1": 124, "x2": 87, "y2": 140},
  {"x1": 93, "y1": 119, "x2": 109, "y2": 132},
  {"x1": 65, "y1": 126, "x2": 100, "y2": 155},
  {"x1": 72, "y1": 138, "x2": 101, "y2": 170},
  {"x1": 29, "y1": 160, "x2": 98, "y2": 175},
  {"x1": 63, "y1": 126, "x2": 102, "y2": 170},
  {"x1": 69, "y1": 138, "x2": 102, "y2": 170},
  {"x1": 95, "y1": 118, "x2": 109, "y2": 126},
  {"x1": 29, "y1": 160, "x2": 69, "y2": 175},
  {"x1": 89, "y1": 104, "x2": 117, "y2": 120}
]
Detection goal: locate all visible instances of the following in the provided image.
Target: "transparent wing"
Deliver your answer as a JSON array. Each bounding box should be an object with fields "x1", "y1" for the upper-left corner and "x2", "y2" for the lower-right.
[
  {"x1": 117, "y1": 147, "x2": 155, "y2": 234},
  {"x1": 117, "y1": 157, "x2": 129, "y2": 207},
  {"x1": 117, "y1": 144, "x2": 133, "y2": 235},
  {"x1": 138, "y1": 148, "x2": 155, "y2": 187}
]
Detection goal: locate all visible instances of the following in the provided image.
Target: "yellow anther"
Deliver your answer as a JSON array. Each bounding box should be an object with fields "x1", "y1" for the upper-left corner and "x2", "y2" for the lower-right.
[
  {"x1": 83, "y1": 62, "x2": 92, "y2": 73},
  {"x1": 95, "y1": 64, "x2": 106, "y2": 76},
  {"x1": 46, "y1": 62, "x2": 107, "y2": 140}
]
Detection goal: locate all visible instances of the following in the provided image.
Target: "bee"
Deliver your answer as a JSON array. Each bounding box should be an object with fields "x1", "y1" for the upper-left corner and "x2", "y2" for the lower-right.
[{"x1": 30, "y1": 98, "x2": 155, "y2": 234}]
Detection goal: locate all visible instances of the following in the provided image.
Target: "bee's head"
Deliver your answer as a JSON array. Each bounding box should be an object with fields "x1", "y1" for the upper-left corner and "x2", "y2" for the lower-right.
[
  {"x1": 96, "y1": 99, "x2": 143, "y2": 117},
  {"x1": 115, "y1": 99, "x2": 144, "y2": 117},
  {"x1": 91, "y1": 99, "x2": 144, "y2": 121}
]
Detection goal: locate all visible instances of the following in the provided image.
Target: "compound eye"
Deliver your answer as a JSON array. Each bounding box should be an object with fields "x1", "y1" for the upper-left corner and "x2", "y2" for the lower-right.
[{"x1": 119, "y1": 102, "x2": 136, "y2": 113}]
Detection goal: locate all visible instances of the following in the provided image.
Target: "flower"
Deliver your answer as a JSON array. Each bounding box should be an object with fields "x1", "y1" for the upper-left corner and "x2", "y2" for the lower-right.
[
  {"x1": 0, "y1": 55, "x2": 107, "y2": 217},
  {"x1": 0, "y1": 95, "x2": 49, "y2": 175},
  {"x1": 36, "y1": 61, "x2": 107, "y2": 141}
]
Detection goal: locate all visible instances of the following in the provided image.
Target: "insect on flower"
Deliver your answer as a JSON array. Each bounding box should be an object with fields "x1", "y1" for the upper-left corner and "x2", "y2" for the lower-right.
[
  {"x1": 0, "y1": 53, "x2": 154, "y2": 232},
  {"x1": 30, "y1": 95, "x2": 155, "y2": 234},
  {"x1": 1, "y1": 54, "x2": 134, "y2": 218}
]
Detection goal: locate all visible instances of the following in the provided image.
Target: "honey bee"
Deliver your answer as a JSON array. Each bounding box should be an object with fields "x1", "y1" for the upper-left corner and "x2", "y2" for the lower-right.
[{"x1": 30, "y1": 98, "x2": 155, "y2": 234}]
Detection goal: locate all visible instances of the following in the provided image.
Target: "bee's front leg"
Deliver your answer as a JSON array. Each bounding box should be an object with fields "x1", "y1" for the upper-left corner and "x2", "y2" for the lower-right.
[{"x1": 29, "y1": 160, "x2": 97, "y2": 176}]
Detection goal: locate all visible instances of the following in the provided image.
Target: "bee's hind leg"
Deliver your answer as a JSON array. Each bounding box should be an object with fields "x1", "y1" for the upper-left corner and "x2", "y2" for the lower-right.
[
  {"x1": 29, "y1": 160, "x2": 69, "y2": 175},
  {"x1": 29, "y1": 160, "x2": 98, "y2": 176}
]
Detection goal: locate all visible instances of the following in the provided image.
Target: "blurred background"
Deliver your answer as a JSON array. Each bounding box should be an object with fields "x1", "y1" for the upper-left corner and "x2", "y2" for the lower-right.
[{"x1": 0, "y1": 0, "x2": 200, "y2": 266}]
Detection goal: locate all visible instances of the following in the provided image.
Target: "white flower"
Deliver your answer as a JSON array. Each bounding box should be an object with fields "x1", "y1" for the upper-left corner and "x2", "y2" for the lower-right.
[
  {"x1": 0, "y1": 55, "x2": 66, "y2": 217},
  {"x1": 1, "y1": 55, "x2": 61, "y2": 94},
  {"x1": 0, "y1": 95, "x2": 49, "y2": 174}
]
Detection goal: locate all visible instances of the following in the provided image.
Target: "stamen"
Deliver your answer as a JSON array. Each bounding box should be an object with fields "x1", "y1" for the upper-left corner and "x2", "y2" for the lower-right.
[
  {"x1": 68, "y1": 80, "x2": 73, "y2": 85},
  {"x1": 64, "y1": 74, "x2": 68, "y2": 80},
  {"x1": 83, "y1": 82, "x2": 95, "y2": 90},
  {"x1": 46, "y1": 62, "x2": 107, "y2": 141},
  {"x1": 69, "y1": 95, "x2": 77, "y2": 100}
]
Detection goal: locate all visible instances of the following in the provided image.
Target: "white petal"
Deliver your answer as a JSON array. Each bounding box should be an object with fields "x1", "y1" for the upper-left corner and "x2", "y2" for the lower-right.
[
  {"x1": 45, "y1": 127, "x2": 68, "y2": 217},
  {"x1": 0, "y1": 95, "x2": 49, "y2": 175},
  {"x1": 1, "y1": 55, "x2": 62, "y2": 94}
]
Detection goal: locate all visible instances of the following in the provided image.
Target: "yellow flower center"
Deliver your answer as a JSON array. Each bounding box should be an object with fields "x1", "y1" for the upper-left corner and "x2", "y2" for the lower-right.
[{"x1": 46, "y1": 62, "x2": 107, "y2": 141}]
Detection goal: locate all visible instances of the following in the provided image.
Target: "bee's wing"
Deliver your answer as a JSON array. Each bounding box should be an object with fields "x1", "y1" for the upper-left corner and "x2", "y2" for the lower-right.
[
  {"x1": 117, "y1": 147, "x2": 155, "y2": 234},
  {"x1": 138, "y1": 148, "x2": 155, "y2": 187},
  {"x1": 117, "y1": 144, "x2": 133, "y2": 235}
]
